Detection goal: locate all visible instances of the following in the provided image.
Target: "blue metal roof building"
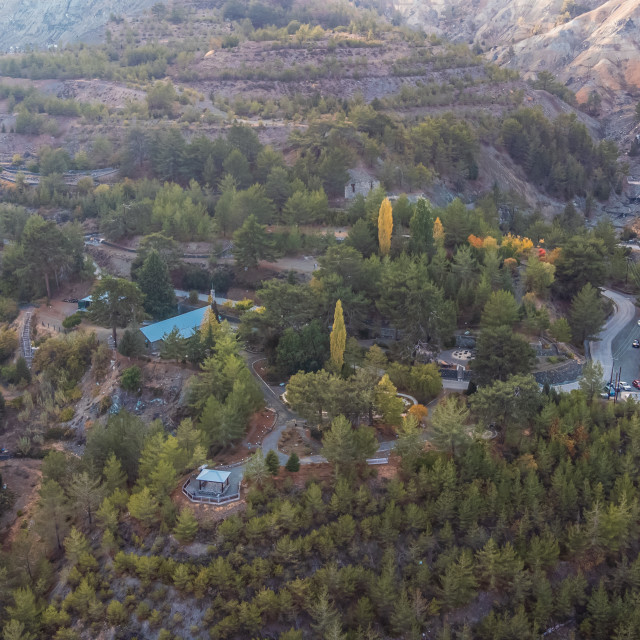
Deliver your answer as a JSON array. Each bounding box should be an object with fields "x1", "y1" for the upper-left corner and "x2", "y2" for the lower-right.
[{"x1": 140, "y1": 306, "x2": 209, "y2": 345}]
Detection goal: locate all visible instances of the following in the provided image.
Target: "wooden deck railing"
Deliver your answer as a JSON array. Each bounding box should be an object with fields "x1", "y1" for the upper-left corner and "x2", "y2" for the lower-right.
[{"x1": 182, "y1": 479, "x2": 241, "y2": 505}]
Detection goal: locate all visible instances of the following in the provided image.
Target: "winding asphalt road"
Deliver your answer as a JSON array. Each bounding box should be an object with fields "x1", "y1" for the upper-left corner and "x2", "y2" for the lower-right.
[
  {"x1": 596, "y1": 289, "x2": 640, "y2": 383},
  {"x1": 557, "y1": 288, "x2": 639, "y2": 391},
  {"x1": 244, "y1": 353, "x2": 298, "y2": 464}
]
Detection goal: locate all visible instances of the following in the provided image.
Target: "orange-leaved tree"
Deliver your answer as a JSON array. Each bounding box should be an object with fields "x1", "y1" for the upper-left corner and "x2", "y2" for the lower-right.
[{"x1": 433, "y1": 216, "x2": 444, "y2": 247}]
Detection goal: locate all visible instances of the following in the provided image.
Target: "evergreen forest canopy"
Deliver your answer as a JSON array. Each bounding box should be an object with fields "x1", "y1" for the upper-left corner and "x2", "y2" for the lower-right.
[
  {"x1": 0, "y1": 1, "x2": 636, "y2": 639},
  {"x1": 6, "y1": 383, "x2": 640, "y2": 639}
]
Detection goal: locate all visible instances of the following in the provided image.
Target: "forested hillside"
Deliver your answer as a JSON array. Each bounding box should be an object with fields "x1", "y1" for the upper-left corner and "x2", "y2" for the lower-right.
[{"x1": 0, "y1": 2, "x2": 638, "y2": 640}]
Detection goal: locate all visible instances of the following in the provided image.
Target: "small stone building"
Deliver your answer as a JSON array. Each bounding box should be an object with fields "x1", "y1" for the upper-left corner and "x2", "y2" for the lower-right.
[{"x1": 344, "y1": 168, "x2": 380, "y2": 199}]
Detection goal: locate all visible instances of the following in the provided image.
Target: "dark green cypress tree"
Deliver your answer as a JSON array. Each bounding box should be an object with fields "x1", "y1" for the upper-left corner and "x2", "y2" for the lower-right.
[
  {"x1": 265, "y1": 450, "x2": 280, "y2": 476},
  {"x1": 285, "y1": 452, "x2": 300, "y2": 473}
]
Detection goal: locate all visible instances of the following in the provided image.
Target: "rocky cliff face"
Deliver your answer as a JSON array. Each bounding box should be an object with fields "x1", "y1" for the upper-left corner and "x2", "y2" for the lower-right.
[
  {"x1": 497, "y1": 0, "x2": 640, "y2": 106},
  {"x1": 393, "y1": 0, "x2": 640, "y2": 108},
  {"x1": 0, "y1": 0, "x2": 155, "y2": 51}
]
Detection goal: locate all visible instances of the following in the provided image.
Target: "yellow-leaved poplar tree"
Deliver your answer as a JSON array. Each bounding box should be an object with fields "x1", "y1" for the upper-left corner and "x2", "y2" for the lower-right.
[
  {"x1": 377, "y1": 197, "x2": 393, "y2": 256},
  {"x1": 201, "y1": 306, "x2": 218, "y2": 334},
  {"x1": 330, "y1": 299, "x2": 347, "y2": 370},
  {"x1": 433, "y1": 216, "x2": 444, "y2": 246},
  {"x1": 200, "y1": 306, "x2": 219, "y2": 353}
]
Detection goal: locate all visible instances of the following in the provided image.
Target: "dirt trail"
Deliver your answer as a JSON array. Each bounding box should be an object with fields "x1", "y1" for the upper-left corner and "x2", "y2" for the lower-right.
[{"x1": 0, "y1": 458, "x2": 42, "y2": 546}]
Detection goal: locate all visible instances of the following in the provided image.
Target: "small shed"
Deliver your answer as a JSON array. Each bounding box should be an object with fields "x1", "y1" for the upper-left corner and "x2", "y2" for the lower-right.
[
  {"x1": 78, "y1": 295, "x2": 93, "y2": 311},
  {"x1": 195, "y1": 468, "x2": 231, "y2": 494},
  {"x1": 344, "y1": 168, "x2": 380, "y2": 199}
]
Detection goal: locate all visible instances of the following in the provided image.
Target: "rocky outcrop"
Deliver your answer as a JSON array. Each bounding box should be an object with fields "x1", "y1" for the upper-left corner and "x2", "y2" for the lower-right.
[
  {"x1": 392, "y1": 0, "x2": 603, "y2": 48},
  {"x1": 497, "y1": 0, "x2": 640, "y2": 107},
  {"x1": 392, "y1": 0, "x2": 640, "y2": 110},
  {"x1": 0, "y1": 0, "x2": 155, "y2": 51}
]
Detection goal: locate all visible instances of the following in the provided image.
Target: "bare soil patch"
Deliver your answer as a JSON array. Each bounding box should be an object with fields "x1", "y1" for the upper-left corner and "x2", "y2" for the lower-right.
[
  {"x1": 374, "y1": 421, "x2": 398, "y2": 442},
  {"x1": 218, "y1": 408, "x2": 277, "y2": 465},
  {"x1": 273, "y1": 462, "x2": 335, "y2": 488},
  {"x1": 374, "y1": 455, "x2": 401, "y2": 481},
  {"x1": 0, "y1": 458, "x2": 42, "y2": 545},
  {"x1": 278, "y1": 424, "x2": 316, "y2": 457}
]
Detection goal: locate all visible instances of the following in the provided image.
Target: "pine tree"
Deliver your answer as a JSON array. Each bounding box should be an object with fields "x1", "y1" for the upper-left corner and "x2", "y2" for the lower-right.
[
  {"x1": 173, "y1": 508, "x2": 199, "y2": 544},
  {"x1": 160, "y1": 327, "x2": 186, "y2": 361},
  {"x1": 117, "y1": 328, "x2": 146, "y2": 357},
  {"x1": 265, "y1": 450, "x2": 280, "y2": 475},
  {"x1": 480, "y1": 290, "x2": 520, "y2": 328},
  {"x1": 439, "y1": 549, "x2": 478, "y2": 610},
  {"x1": 89, "y1": 276, "x2": 145, "y2": 347},
  {"x1": 68, "y1": 472, "x2": 104, "y2": 532},
  {"x1": 430, "y1": 396, "x2": 471, "y2": 456},
  {"x1": 579, "y1": 360, "x2": 604, "y2": 397},
  {"x1": 285, "y1": 452, "x2": 300, "y2": 472},
  {"x1": 103, "y1": 453, "x2": 127, "y2": 494},
  {"x1": 587, "y1": 580, "x2": 613, "y2": 640},
  {"x1": 395, "y1": 415, "x2": 424, "y2": 470},
  {"x1": 35, "y1": 480, "x2": 69, "y2": 552},
  {"x1": 128, "y1": 488, "x2": 159, "y2": 528},
  {"x1": 138, "y1": 250, "x2": 176, "y2": 320},
  {"x1": 329, "y1": 300, "x2": 347, "y2": 370},
  {"x1": 244, "y1": 450, "x2": 269, "y2": 485},
  {"x1": 309, "y1": 588, "x2": 341, "y2": 637},
  {"x1": 570, "y1": 283, "x2": 605, "y2": 343},
  {"x1": 63, "y1": 527, "x2": 90, "y2": 566},
  {"x1": 6, "y1": 588, "x2": 39, "y2": 637},
  {"x1": 96, "y1": 498, "x2": 118, "y2": 533},
  {"x1": 2, "y1": 619, "x2": 34, "y2": 640},
  {"x1": 321, "y1": 416, "x2": 378, "y2": 476},
  {"x1": 377, "y1": 197, "x2": 393, "y2": 256},
  {"x1": 232, "y1": 214, "x2": 275, "y2": 269},
  {"x1": 149, "y1": 458, "x2": 178, "y2": 499}
]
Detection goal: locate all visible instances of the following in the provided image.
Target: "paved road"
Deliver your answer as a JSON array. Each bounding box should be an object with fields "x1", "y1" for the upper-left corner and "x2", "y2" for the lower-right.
[
  {"x1": 244, "y1": 353, "x2": 296, "y2": 464},
  {"x1": 608, "y1": 290, "x2": 640, "y2": 385},
  {"x1": 593, "y1": 289, "x2": 638, "y2": 381},
  {"x1": 556, "y1": 288, "x2": 639, "y2": 391}
]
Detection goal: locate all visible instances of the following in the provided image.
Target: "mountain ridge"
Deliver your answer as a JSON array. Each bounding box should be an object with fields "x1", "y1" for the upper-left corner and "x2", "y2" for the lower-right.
[
  {"x1": 392, "y1": 0, "x2": 640, "y2": 110},
  {"x1": 0, "y1": 0, "x2": 155, "y2": 51}
]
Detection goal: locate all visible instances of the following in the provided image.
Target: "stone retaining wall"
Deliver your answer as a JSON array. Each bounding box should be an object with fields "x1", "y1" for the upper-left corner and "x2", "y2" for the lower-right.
[{"x1": 533, "y1": 361, "x2": 583, "y2": 386}]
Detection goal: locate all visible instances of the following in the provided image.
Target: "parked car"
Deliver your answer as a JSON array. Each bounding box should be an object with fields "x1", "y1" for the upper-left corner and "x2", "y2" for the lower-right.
[
  {"x1": 606, "y1": 381, "x2": 630, "y2": 392},
  {"x1": 633, "y1": 380, "x2": 640, "y2": 389}
]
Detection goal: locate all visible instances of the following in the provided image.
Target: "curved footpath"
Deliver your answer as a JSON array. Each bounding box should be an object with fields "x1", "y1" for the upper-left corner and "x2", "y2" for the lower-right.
[{"x1": 238, "y1": 291, "x2": 639, "y2": 479}]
